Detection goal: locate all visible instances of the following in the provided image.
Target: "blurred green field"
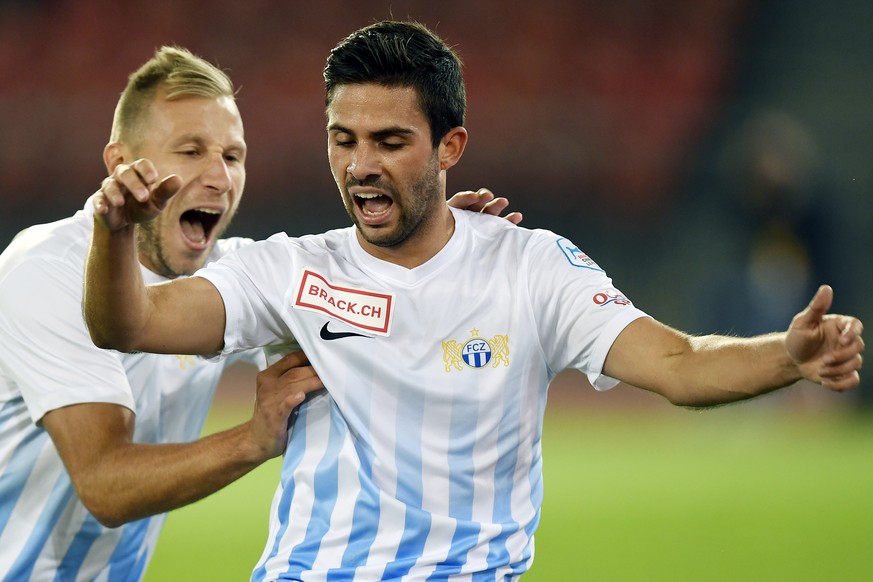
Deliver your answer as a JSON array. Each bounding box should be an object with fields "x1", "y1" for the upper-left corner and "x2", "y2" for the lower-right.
[{"x1": 145, "y1": 396, "x2": 873, "y2": 581}]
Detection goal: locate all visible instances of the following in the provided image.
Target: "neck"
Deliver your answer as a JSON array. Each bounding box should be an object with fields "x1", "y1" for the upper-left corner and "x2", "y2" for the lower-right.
[{"x1": 357, "y1": 205, "x2": 455, "y2": 269}]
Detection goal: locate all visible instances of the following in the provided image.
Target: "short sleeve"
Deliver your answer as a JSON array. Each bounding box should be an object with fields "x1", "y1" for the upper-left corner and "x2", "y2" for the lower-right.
[
  {"x1": 0, "y1": 257, "x2": 134, "y2": 422},
  {"x1": 194, "y1": 236, "x2": 297, "y2": 359},
  {"x1": 526, "y1": 232, "x2": 649, "y2": 389}
]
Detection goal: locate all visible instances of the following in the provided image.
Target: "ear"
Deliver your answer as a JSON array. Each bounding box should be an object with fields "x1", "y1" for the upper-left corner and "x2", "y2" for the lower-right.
[
  {"x1": 438, "y1": 127, "x2": 468, "y2": 171},
  {"x1": 103, "y1": 142, "x2": 130, "y2": 174}
]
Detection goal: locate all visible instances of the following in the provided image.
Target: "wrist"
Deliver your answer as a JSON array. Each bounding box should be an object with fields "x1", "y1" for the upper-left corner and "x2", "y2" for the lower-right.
[
  {"x1": 780, "y1": 333, "x2": 805, "y2": 384},
  {"x1": 237, "y1": 420, "x2": 281, "y2": 465}
]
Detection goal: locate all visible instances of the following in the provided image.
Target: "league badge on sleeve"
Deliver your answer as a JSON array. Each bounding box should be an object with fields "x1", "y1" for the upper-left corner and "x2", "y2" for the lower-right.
[{"x1": 556, "y1": 237, "x2": 603, "y2": 271}]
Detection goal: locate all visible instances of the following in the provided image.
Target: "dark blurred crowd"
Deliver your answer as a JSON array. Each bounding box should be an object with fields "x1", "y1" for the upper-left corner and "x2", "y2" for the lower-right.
[{"x1": 2, "y1": 0, "x2": 869, "y2": 404}]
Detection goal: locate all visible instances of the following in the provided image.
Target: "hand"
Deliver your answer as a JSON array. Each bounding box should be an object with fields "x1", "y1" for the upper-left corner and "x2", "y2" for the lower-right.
[
  {"x1": 447, "y1": 187, "x2": 523, "y2": 225},
  {"x1": 248, "y1": 351, "x2": 324, "y2": 459},
  {"x1": 786, "y1": 285, "x2": 864, "y2": 391},
  {"x1": 92, "y1": 158, "x2": 181, "y2": 231}
]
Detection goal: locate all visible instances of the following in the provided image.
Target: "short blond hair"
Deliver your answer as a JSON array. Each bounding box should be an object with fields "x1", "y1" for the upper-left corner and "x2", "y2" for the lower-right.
[{"x1": 110, "y1": 46, "x2": 235, "y2": 144}]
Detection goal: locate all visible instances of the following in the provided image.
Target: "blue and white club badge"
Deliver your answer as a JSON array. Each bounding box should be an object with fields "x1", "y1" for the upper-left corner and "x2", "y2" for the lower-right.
[
  {"x1": 442, "y1": 328, "x2": 510, "y2": 372},
  {"x1": 462, "y1": 336, "x2": 492, "y2": 368}
]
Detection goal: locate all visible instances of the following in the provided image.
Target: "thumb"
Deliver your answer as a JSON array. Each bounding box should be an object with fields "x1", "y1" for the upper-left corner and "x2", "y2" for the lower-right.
[
  {"x1": 797, "y1": 284, "x2": 833, "y2": 327},
  {"x1": 152, "y1": 174, "x2": 182, "y2": 209}
]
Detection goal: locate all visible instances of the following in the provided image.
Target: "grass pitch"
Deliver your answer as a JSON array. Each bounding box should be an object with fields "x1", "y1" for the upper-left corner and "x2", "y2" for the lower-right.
[{"x1": 145, "y1": 391, "x2": 873, "y2": 581}]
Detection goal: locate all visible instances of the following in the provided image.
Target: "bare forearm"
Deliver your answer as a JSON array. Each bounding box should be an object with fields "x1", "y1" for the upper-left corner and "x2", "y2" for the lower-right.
[
  {"x1": 84, "y1": 218, "x2": 227, "y2": 355},
  {"x1": 76, "y1": 422, "x2": 269, "y2": 528},
  {"x1": 84, "y1": 221, "x2": 149, "y2": 351},
  {"x1": 668, "y1": 332, "x2": 801, "y2": 406},
  {"x1": 607, "y1": 319, "x2": 804, "y2": 408},
  {"x1": 608, "y1": 290, "x2": 863, "y2": 406}
]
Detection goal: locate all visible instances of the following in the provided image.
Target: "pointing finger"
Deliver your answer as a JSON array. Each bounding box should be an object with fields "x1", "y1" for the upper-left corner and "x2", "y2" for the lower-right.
[{"x1": 152, "y1": 174, "x2": 182, "y2": 209}]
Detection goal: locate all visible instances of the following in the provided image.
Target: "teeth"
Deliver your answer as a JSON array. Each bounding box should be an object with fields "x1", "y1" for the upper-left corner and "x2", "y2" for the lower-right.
[
  {"x1": 195, "y1": 208, "x2": 222, "y2": 214},
  {"x1": 355, "y1": 193, "x2": 382, "y2": 199}
]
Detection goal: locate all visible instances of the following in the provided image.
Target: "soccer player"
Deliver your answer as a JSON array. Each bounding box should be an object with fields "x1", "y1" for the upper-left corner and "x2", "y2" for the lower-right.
[
  {"x1": 0, "y1": 46, "x2": 327, "y2": 581},
  {"x1": 0, "y1": 44, "x2": 515, "y2": 581},
  {"x1": 83, "y1": 22, "x2": 864, "y2": 580}
]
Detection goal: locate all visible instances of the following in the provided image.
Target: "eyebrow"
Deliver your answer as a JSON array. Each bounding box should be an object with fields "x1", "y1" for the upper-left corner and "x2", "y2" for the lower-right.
[
  {"x1": 328, "y1": 125, "x2": 416, "y2": 140},
  {"x1": 169, "y1": 133, "x2": 247, "y2": 152}
]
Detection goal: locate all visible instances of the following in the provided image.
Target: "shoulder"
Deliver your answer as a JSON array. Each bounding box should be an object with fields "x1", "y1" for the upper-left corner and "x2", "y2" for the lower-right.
[
  {"x1": 201, "y1": 229, "x2": 356, "y2": 288},
  {"x1": 212, "y1": 227, "x2": 354, "y2": 261},
  {"x1": 0, "y1": 211, "x2": 90, "y2": 288},
  {"x1": 459, "y1": 209, "x2": 568, "y2": 253},
  {"x1": 0, "y1": 220, "x2": 93, "y2": 333},
  {"x1": 457, "y1": 209, "x2": 608, "y2": 274},
  {"x1": 210, "y1": 235, "x2": 255, "y2": 262}
]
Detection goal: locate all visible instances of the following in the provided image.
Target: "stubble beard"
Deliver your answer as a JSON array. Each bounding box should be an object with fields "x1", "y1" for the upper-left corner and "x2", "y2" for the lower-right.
[
  {"x1": 136, "y1": 213, "x2": 232, "y2": 279},
  {"x1": 136, "y1": 218, "x2": 186, "y2": 279},
  {"x1": 348, "y1": 160, "x2": 442, "y2": 249}
]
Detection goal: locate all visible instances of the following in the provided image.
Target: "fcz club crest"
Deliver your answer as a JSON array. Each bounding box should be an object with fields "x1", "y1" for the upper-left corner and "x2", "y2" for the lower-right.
[{"x1": 442, "y1": 328, "x2": 510, "y2": 372}]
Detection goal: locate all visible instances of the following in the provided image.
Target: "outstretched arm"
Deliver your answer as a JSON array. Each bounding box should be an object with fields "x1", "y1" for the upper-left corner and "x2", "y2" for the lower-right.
[
  {"x1": 44, "y1": 352, "x2": 323, "y2": 528},
  {"x1": 84, "y1": 159, "x2": 226, "y2": 354},
  {"x1": 604, "y1": 285, "x2": 864, "y2": 407}
]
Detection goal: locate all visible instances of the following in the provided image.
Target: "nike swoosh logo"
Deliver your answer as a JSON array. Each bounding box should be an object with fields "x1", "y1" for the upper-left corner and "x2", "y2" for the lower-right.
[{"x1": 319, "y1": 322, "x2": 373, "y2": 341}]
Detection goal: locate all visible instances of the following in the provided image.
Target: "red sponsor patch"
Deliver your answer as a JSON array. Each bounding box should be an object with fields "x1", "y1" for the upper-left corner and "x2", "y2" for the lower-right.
[
  {"x1": 293, "y1": 269, "x2": 393, "y2": 335},
  {"x1": 592, "y1": 289, "x2": 631, "y2": 307}
]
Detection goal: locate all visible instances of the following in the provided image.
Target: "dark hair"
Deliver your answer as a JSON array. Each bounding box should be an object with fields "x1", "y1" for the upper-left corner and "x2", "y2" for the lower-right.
[{"x1": 324, "y1": 20, "x2": 466, "y2": 148}]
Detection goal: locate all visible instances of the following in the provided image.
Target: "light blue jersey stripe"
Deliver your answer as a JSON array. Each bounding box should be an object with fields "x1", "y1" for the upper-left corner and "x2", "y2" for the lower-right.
[
  {"x1": 483, "y1": 388, "x2": 524, "y2": 572},
  {"x1": 426, "y1": 383, "x2": 481, "y2": 579},
  {"x1": 380, "y1": 510, "x2": 433, "y2": 580},
  {"x1": 54, "y1": 514, "x2": 103, "y2": 581},
  {"x1": 380, "y1": 377, "x2": 429, "y2": 580},
  {"x1": 0, "y1": 397, "x2": 21, "y2": 428},
  {"x1": 392, "y1": 380, "x2": 425, "y2": 507},
  {"x1": 251, "y1": 402, "x2": 313, "y2": 582},
  {"x1": 334, "y1": 464, "x2": 379, "y2": 573},
  {"x1": 105, "y1": 518, "x2": 151, "y2": 581},
  {"x1": 283, "y1": 405, "x2": 346, "y2": 576},
  {"x1": 0, "y1": 414, "x2": 45, "y2": 536},
  {"x1": 335, "y1": 364, "x2": 380, "y2": 574},
  {"x1": 5, "y1": 472, "x2": 74, "y2": 581}
]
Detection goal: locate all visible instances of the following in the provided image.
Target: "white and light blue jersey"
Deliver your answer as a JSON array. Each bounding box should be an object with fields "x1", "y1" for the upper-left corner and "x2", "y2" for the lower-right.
[
  {"x1": 200, "y1": 206, "x2": 648, "y2": 581},
  {"x1": 0, "y1": 202, "x2": 256, "y2": 581}
]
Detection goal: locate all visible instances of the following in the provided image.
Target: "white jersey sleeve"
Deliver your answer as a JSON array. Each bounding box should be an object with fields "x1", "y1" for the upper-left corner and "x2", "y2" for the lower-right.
[
  {"x1": 0, "y1": 253, "x2": 133, "y2": 422},
  {"x1": 196, "y1": 233, "x2": 301, "y2": 360},
  {"x1": 523, "y1": 230, "x2": 649, "y2": 389}
]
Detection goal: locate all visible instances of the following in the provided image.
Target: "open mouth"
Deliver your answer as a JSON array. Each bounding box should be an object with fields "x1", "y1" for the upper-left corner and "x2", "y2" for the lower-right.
[
  {"x1": 180, "y1": 208, "x2": 222, "y2": 246},
  {"x1": 355, "y1": 192, "x2": 393, "y2": 219}
]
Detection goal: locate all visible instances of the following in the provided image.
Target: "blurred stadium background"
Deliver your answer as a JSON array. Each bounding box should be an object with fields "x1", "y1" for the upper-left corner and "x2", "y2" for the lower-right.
[{"x1": 1, "y1": 0, "x2": 871, "y2": 579}]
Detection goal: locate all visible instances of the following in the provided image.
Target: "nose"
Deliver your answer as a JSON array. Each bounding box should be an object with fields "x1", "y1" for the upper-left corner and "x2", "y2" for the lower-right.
[
  {"x1": 347, "y1": 143, "x2": 380, "y2": 180},
  {"x1": 202, "y1": 153, "x2": 232, "y2": 193}
]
